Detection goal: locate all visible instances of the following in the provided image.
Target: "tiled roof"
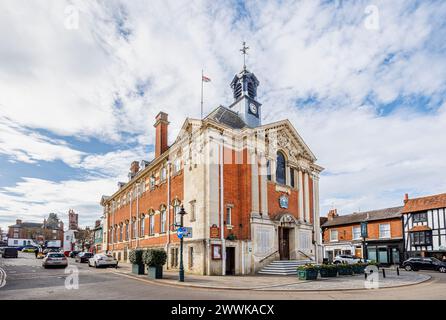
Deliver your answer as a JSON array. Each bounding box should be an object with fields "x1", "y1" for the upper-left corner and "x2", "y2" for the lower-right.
[
  {"x1": 205, "y1": 106, "x2": 247, "y2": 129},
  {"x1": 402, "y1": 193, "x2": 446, "y2": 214},
  {"x1": 321, "y1": 206, "x2": 403, "y2": 228},
  {"x1": 409, "y1": 225, "x2": 431, "y2": 232},
  {"x1": 9, "y1": 222, "x2": 43, "y2": 228}
]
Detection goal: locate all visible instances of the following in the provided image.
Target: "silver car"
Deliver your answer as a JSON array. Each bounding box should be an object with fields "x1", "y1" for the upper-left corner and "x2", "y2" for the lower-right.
[
  {"x1": 42, "y1": 252, "x2": 68, "y2": 268},
  {"x1": 88, "y1": 254, "x2": 118, "y2": 268}
]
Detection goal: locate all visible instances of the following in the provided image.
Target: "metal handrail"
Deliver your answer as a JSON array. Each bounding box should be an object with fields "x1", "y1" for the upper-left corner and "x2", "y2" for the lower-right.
[
  {"x1": 259, "y1": 250, "x2": 279, "y2": 263},
  {"x1": 298, "y1": 250, "x2": 314, "y2": 261}
]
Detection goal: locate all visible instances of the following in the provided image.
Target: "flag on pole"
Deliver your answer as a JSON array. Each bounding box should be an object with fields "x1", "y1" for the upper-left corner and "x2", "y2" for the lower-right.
[{"x1": 202, "y1": 75, "x2": 211, "y2": 82}]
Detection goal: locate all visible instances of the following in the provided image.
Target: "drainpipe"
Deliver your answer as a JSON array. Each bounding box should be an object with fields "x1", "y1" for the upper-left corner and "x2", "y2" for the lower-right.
[
  {"x1": 220, "y1": 136, "x2": 226, "y2": 276},
  {"x1": 129, "y1": 186, "x2": 132, "y2": 254},
  {"x1": 241, "y1": 241, "x2": 245, "y2": 275},
  {"x1": 112, "y1": 202, "x2": 115, "y2": 252},
  {"x1": 167, "y1": 161, "x2": 171, "y2": 267},
  {"x1": 136, "y1": 181, "x2": 140, "y2": 248}
]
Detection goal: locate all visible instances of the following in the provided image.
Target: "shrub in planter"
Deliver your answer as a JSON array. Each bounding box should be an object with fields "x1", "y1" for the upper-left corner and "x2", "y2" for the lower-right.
[
  {"x1": 352, "y1": 262, "x2": 367, "y2": 274},
  {"x1": 143, "y1": 249, "x2": 167, "y2": 279},
  {"x1": 337, "y1": 263, "x2": 354, "y2": 275},
  {"x1": 129, "y1": 249, "x2": 145, "y2": 275},
  {"x1": 297, "y1": 264, "x2": 318, "y2": 280},
  {"x1": 318, "y1": 264, "x2": 338, "y2": 277}
]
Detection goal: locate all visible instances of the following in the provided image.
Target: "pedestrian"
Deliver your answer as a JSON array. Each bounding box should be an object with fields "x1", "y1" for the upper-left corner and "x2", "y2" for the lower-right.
[
  {"x1": 442, "y1": 255, "x2": 446, "y2": 262},
  {"x1": 34, "y1": 247, "x2": 38, "y2": 258}
]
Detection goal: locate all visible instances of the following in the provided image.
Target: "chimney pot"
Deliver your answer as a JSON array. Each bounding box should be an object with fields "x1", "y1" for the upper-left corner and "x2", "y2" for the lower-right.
[
  {"x1": 404, "y1": 193, "x2": 409, "y2": 204},
  {"x1": 130, "y1": 161, "x2": 140, "y2": 174},
  {"x1": 327, "y1": 209, "x2": 338, "y2": 221},
  {"x1": 154, "y1": 112, "x2": 169, "y2": 158}
]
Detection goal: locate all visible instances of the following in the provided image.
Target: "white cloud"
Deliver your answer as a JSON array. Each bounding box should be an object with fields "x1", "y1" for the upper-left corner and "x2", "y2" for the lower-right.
[
  {"x1": 1, "y1": 0, "x2": 446, "y2": 229},
  {"x1": 0, "y1": 177, "x2": 117, "y2": 229},
  {"x1": 0, "y1": 116, "x2": 85, "y2": 165}
]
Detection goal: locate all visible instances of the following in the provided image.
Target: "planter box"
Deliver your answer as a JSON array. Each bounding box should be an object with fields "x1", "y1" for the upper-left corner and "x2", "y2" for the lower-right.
[
  {"x1": 132, "y1": 263, "x2": 145, "y2": 275},
  {"x1": 337, "y1": 268, "x2": 354, "y2": 276},
  {"x1": 319, "y1": 268, "x2": 338, "y2": 277},
  {"x1": 147, "y1": 266, "x2": 163, "y2": 279},
  {"x1": 298, "y1": 269, "x2": 318, "y2": 280},
  {"x1": 352, "y1": 265, "x2": 366, "y2": 274}
]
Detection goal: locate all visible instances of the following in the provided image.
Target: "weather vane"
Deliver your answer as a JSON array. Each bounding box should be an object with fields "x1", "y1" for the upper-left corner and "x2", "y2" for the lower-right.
[{"x1": 240, "y1": 41, "x2": 249, "y2": 70}]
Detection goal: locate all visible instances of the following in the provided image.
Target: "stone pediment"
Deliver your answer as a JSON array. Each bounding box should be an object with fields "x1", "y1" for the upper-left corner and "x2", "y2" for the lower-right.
[{"x1": 260, "y1": 120, "x2": 317, "y2": 164}]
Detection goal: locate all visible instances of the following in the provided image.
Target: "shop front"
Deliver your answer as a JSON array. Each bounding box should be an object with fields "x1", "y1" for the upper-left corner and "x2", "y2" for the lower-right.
[{"x1": 365, "y1": 239, "x2": 403, "y2": 266}]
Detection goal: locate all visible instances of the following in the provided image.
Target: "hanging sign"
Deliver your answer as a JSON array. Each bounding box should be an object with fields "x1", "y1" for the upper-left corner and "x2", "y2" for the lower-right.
[{"x1": 361, "y1": 222, "x2": 368, "y2": 238}]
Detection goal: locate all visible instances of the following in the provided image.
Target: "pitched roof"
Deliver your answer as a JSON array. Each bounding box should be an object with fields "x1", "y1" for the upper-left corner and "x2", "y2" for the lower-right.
[
  {"x1": 321, "y1": 206, "x2": 403, "y2": 228},
  {"x1": 402, "y1": 193, "x2": 446, "y2": 214},
  {"x1": 205, "y1": 106, "x2": 247, "y2": 129},
  {"x1": 9, "y1": 222, "x2": 43, "y2": 228}
]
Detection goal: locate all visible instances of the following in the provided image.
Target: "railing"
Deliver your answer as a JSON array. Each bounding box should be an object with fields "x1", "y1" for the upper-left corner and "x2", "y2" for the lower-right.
[
  {"x1": 259, "y1": 250, "x2": 279, "y2": 264},
  {"x1": 298, "y1": 250, "x2": 314, "y2": 261}
]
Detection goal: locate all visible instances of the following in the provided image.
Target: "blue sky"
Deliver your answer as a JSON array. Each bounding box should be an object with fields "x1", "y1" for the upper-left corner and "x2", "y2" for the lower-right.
[{"x1": 1, "y1": 0, "x2": 446, "y2": 231}]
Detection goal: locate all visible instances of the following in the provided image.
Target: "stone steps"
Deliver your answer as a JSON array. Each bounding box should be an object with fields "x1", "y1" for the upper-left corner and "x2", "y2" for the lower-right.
[{"x1": 258, "y1": 259, "x2": 314, "y2": 276}]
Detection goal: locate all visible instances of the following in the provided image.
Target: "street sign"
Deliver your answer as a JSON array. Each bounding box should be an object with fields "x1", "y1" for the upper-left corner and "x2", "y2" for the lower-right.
[
  {"x1": 183, "y1": 227, "x2": 192, "y2": 238},
  {"x1": 177, "y1": 227, "x2": 192, "y2": 239},
  {"x1": 177, "y1": 227, "x2": 187, "y2": 239}
]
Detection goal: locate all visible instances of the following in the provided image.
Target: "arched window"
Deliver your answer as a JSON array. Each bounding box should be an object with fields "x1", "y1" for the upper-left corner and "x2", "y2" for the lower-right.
[
  {"x1": 140, "y1": 215, "x2": 145, "y2": 236},
  {"x1": 173, "y1": 199, "x2": 181, "y2": 225},
  {"x1": 276, "y1": 151, "x2": 286, "y2": 185},
  {"x1": 160, "y1": 206, "x2": 166, "y2": 233},
  {"x1": 149, "y1": 212, "x2": 155, "y2": 235}
]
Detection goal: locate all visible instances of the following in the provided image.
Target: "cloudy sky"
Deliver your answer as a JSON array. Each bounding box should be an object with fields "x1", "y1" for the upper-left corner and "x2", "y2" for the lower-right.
[{"x1": 1, "y1": 0, "x2": 446, "y2": 231}]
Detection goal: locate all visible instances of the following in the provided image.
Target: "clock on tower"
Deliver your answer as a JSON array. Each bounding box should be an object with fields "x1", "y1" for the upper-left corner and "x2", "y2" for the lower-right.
[{"x1": 228, "y1": 42, "x2": 262, "y2": 127}]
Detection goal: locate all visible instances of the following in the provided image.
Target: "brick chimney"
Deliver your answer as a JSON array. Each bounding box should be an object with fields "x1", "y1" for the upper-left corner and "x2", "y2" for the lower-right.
[
  {"x1": 327, "y1": 209, "x2": 338, "y2": 221},
  {"x1": 154, "y1": 112, "x2": 169, "y2": 158},
  {"x1": 404, "y1": 193, "x2": 409, "y2": 204},
  {"x1": 130, "y1": 161, "x2": 140, "y2": 175}
]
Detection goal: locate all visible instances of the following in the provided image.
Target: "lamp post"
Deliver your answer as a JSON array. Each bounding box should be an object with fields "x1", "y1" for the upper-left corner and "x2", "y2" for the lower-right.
[{"x1": 178, "y1": 205, "x2": 187, "y2": 282}]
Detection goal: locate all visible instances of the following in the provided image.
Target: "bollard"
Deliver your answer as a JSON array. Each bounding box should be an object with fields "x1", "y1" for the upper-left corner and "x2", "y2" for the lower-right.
[
  {"x1": 382, "y1": 268, "x2": 386, "y2": 278},
  {"x1": 364, "y1": 272, "x2": 367, "y2": 280},
  {"x1": 397, "y1": 267, "x2": 400, "y2": 276}
]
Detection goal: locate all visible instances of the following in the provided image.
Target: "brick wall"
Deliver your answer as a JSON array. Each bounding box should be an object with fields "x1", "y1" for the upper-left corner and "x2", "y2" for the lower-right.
[{"x1": 322, "y1": 218, "x2": 403, "y2": 243}]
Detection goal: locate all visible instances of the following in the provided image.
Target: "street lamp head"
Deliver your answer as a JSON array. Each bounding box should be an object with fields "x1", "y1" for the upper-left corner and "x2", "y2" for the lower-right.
[{"x1": 179, "y1": 205, "x2": 187, "y2": 216}]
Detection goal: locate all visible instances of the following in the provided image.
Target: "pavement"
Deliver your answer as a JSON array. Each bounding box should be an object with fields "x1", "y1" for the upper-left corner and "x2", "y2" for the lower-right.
[
  {"x1": 111, "y1": 262, "x2": 431, "y2": 291},
  {"x1": 1, "y1": 252, "x2": 446, "y2": 300}
]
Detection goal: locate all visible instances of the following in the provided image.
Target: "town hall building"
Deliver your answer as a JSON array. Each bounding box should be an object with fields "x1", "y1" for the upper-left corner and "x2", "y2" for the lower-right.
[{"x1": 100, "y1": 58, "x2": 324, "y2": 275}]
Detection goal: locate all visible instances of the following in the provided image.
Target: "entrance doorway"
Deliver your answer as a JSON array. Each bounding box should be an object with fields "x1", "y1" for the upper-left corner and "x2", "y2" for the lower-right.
[
  {"x1": 279, "y1": 227, "x2": 290, "y2": 260},
  {"x1": 225, "y1": 247, "x2": 235, "y2": 275}
]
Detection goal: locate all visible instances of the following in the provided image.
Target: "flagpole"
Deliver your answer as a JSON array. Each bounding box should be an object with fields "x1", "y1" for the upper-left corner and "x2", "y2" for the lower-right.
[{"x1": 201, "y1": 69, "x2": 204, "y2": 119}]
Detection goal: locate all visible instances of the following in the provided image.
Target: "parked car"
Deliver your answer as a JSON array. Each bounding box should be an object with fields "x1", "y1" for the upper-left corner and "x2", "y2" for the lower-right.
[
  {"x1": 69, "y1": 251, "x2": 81, "y2": 258},
  {"x1": 88, "y1": 254, "x2": 118, "y2": 268},
  {"x1": 21, "y1": 245, "x2": 38, "y2": 253},
  {"x1": 333, "y1": 254, "x2": 370, "y2": 264},
  {"x1": 1, "y1": 247, "x2": 18, "y2": 258},
  {"x1": 402, "y1": 257, "x2": 446, "y2": 273},
  {"x1": 42, "y1": 252, "x2": 68, "y2": 268},
  {"x1": 75, "y1": 252, "x2": 94, "y2": 263},
  {"x1": 43, "y1": 248, "x2": 61, "y2": 255}
]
